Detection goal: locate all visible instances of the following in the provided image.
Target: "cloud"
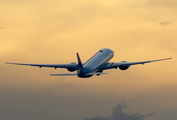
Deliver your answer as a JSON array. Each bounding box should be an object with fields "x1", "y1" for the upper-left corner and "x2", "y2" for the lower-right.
[
  {"x1": 85, "y1": 102, "x2": 156, "y2": 120},
  {"x1": 160, "y1": 21, "x2": 171, "y2": 26},
  {"x1": 0, "y1": 26, "x2": 4, "y2": 29}
]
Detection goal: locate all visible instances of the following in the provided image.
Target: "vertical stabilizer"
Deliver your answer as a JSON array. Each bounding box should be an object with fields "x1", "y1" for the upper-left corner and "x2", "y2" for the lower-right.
[{"x1": 76, "y1": 53, "x2": 83, "y2": 69}]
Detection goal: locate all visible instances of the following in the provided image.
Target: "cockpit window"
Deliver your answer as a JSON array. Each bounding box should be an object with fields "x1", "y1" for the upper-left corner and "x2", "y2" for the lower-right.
[{"x1": 100, "y1": 50, "x2": 103, "y2": 52}]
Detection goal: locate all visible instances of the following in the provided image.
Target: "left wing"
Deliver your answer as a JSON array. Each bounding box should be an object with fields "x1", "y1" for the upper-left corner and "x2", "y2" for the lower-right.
[
  {"x1": 100, "y1": 58, "x2": 172, "y2": 70},
  {"x1": 5, "y1": 62, "x2": 78, "y2": 69}
]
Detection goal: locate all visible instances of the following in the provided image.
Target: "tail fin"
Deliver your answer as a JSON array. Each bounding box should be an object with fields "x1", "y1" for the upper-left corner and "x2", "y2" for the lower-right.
[{"x1": 76, "y1": 53, "x2": 83, "y2": 69}]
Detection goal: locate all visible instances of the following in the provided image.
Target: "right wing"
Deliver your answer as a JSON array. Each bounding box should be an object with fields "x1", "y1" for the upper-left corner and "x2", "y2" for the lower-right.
[
  {"x1": 5, "y1": 62, "x2": 78, "y2": 69},
  {"x1": 100, "y1": 57, "x2": 172, "y2": 70}
]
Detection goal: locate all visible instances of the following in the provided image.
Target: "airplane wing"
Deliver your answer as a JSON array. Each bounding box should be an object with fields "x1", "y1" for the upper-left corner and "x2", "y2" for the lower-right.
[
  {"x1": 101, "y1": 58, "x2": 172, "y2": 70},
  {"x1": 5, "y1": 62, "x2": 78, "y2": 69}
]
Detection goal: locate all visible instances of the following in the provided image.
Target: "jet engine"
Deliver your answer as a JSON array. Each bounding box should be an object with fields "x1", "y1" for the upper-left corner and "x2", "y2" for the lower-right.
[
  {"x1": 119, "y1": 61, "x2": 130, "y2": 70},
  {"x1": 67, "y1": 62, "x2": 77, "y2": 72}
]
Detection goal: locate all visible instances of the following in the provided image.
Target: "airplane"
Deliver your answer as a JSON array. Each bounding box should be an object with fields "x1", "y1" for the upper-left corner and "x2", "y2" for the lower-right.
[{"x1": 5, "y1": 48, "x2": 172, "y2": 78}]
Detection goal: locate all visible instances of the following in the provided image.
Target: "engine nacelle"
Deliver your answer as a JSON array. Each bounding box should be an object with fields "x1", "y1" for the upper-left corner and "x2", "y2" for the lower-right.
[
  {"x1": 119, "y1": 61, "x2": 130, "y2": 70},
  {"x1": 67, "y1": 62, "x2": 77, "y2": 72}
]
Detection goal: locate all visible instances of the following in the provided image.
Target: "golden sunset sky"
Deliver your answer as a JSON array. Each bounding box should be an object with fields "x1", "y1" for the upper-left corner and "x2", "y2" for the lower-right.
[{"x1": 0, "y1": 0, "x2": 177, "y2": 120}]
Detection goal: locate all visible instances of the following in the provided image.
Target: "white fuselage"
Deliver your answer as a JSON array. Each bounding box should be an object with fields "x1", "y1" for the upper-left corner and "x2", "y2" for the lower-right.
[{"x1": 78, "y1": 48, "x2": 114, "y2": 77}]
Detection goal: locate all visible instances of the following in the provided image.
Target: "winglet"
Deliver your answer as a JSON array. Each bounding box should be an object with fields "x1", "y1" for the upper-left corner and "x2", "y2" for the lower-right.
[{"x1": 76, "y1": 53, "x2": 83, "y2": 69}]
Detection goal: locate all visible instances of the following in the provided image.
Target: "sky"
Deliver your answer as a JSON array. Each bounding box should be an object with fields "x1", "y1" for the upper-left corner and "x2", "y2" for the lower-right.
[{"x1": 0, "y1": 0, "x2": 177, "y2": 120}]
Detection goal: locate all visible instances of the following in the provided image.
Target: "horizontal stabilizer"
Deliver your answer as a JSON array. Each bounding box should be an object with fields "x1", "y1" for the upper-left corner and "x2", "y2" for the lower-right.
[{"x1": 50, "y1": 73, "x2": 77, "y2": 76}]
